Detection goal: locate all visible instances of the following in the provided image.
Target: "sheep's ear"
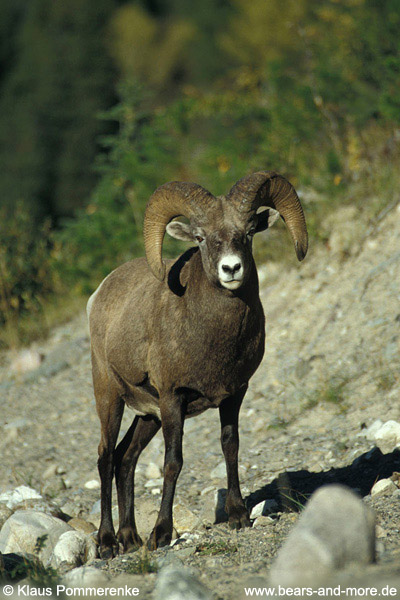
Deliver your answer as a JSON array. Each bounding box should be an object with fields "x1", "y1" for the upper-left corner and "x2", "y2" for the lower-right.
[
  {"x1": 255, "y1": 208, "x2": 280, "y2": 233},
  {"x1": 166, "y1": 221, "x2": 193, "y2": 241}
]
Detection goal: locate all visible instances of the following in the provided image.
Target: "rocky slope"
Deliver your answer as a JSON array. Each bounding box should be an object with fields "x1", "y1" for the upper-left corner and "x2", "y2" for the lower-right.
[{"x1": 0, "y1": 201, "x2": 399, "y2": 598}]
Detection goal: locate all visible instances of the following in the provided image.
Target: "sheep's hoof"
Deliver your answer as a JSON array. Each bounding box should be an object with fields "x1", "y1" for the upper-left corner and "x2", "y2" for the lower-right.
[
  {"x1": 147, "y1": 524, "x2": 172, "y2": 550},
  {"x1": 117, "y1": 527, "x2": 143, "y2": 553},
  {"x1": 98, "y1": 532, "x2": 119, "y2": 559},
  {"x1": 228, "y1": 508, "x2": 251, "y2": 530}
]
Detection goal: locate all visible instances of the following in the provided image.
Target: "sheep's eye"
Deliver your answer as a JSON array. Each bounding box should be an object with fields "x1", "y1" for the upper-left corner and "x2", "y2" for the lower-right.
[
  {"x1": 195, "y1": 235, "x2": 204, "y2": 243},
  {"x1": 247, "y1": 229, "x2": 255, "y2": 238}
]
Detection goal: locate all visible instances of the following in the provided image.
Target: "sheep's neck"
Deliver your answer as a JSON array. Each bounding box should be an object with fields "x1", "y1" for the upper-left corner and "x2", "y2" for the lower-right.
[
  {"x1": 186, "y1": 249, "x2": 258, "y2": 295},
  {"x1": 183, "y1": 251, "x2": 262, "y2": 327}
]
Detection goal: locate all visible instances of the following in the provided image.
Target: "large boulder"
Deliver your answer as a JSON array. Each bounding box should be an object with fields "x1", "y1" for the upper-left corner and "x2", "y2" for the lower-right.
[
  {"x1": 269, "y1": 485, "x2": 375, "y2": 587},
  {"x1": 0, "y1": 509, "x2": 72, "y2": 564},
  {"x1": 154, "y1": 566, "x2": 213, "y2": 600},
  {"x1": 50, "y1": 530, "x2": 97, "y2": 568}
]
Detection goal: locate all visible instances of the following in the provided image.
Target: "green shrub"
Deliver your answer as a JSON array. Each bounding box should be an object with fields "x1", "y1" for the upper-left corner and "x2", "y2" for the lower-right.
[
  {"x1": 0, "y1": 203, "x2": 60, "y2": 346},
  {"x1": 55, "y1": 82, "x2": 184, "y2": 294}
]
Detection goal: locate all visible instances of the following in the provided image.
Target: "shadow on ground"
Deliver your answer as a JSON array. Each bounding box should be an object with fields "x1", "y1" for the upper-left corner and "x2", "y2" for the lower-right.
[{"x1": 244, "y1": 447, "x2": 400, "y2": 512}]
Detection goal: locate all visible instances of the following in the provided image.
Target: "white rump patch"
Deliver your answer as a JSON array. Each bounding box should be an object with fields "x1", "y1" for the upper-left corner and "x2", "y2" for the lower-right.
[{"x1": 86, "y1": 275, "x2": 108, "y2": 319}]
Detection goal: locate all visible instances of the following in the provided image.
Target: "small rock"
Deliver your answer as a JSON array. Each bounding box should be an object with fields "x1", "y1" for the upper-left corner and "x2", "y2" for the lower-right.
[
  {"x1": 61, "y1": 501, "x2": 82, "y2": 519},
  {"x1": 391, "y1": 471, "x2": 400, "y2": 486},
  {"x1": 171, "y1": 536, "x2": 187, "y2": 547},
  {"x1": 146, "y1": 462, "x2": 161, "y2": 479},
  {"x1": 250, "y1": 499, "x2": 279, "y2": 519},
  {"x1": 374, "y1": 420, "x2": 400, "y2": 453},
  {"x1": 154, "y1": 566, "x2": 213, "y2": 600},
  {"x1": 173, "y1": 503, "x2": 201, "y2": 533},
  {"x1": 253, "y1": 516, "x2": 274, "y2": 528},
  {"x1": 0, "y1": 486, "x2": 42, "y2": 509},
  {"x1": 360, "y1": 419, "x2": 383, "y2": 441},
  {"x1": 371, "y1": 478, "x2": 397, "y2": 497},
  {"x1": 145, "y1": 478, "x2": 164, "y2": 488},
  {"x1": 4, "y1": 418, "x2": 31, "y2": 430},
  {"x1": 68, "y1": 517, "x2": 97, "y2": 534},
  {"x1": 84, "y1": 480, "x2": 100, "y2": 490},
  {"x1": 51, "y1": 530, "x2": 97, "y2": 568},
  {"x1": 210, "y1": 462, "x2": 226, "y2": 480},
  {"x1": 269, "y1": 484, "x2": 375, "y2": 587},
  {"x1": 254, "y1": 418, "x2": 265, "y2": 433},
  {"x1": 375, "y1": 525, "x2": 387, "y2": 538},
  {"x1": 10, "y1": 350, "x2": 42, "y2": 374},
  {"x1": 42, "y1": 464, "x2": 58, "y2": 480},
  {"x1": 200, "y1": 486, "x2": 215, "y2": 497},
  {"x1": 309, "y1": 462, "x2": 324, "y2": 473},
  {"x1": 0, "y1": 509, "x2": 73, "y2": 563}
]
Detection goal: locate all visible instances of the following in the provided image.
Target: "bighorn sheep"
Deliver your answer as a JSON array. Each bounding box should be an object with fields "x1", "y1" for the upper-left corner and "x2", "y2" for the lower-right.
[{"x1": 88, "y1": 171, "x2": 308, "y2": 558}]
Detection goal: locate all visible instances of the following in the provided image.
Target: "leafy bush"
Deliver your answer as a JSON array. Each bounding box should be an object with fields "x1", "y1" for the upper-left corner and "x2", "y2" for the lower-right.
[
  {"x1": 2, "y1": 0, "x2": 400, "y2": 347},
  {"x1": 0, "y1": 203, "x2": 59, "y2": 345},
  {"x1": 55, "y1": 82, "x2": 185, "y2": 294}
]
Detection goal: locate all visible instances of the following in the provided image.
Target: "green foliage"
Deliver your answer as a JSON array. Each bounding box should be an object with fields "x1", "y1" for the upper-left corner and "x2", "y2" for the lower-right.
[
  {"x1": 109, "y1": 4, "x2": 195, "y2": 90},
  {"x1": 377, "y1": 370, "x2": 398, "y2": 392},
  {"x1": 280, "y1": 492, "x2": 307, "y2": 512},
  {"x1": 123, "y1": 546, "x2": 158, "y2": 574},
  {"x1": 0, "y1": 0, "x2": 116, "y2": 220},
  {"x1": 1, "y1": 534, "x2": 59, "y2": 586},
  {"x1": 0, "y1": 202, "x2": 60, "y2": 346},
  {"x1": 195, "y1": 540, "x2": 238, "y2": 555},
  {"x1": 1, "y1": 0, "x2": 400, "y2": 345},
  {"x1": 305, "y1": 377, "x2": 349, "y2": 413},
  {"x1": 55, "y1": 81, "x2": 186, "y2": 293}
]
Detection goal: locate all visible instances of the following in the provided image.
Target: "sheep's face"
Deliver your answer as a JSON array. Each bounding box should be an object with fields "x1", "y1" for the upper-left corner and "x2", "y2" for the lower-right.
[{"x1": 166, "y1": 201, "x2": 280, "y2": 291}]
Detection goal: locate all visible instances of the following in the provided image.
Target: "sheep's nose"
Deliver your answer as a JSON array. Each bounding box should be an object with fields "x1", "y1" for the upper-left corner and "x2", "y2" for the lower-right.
[{"x1": 222, "y1": 262, "x2": 241, "y2": 274}]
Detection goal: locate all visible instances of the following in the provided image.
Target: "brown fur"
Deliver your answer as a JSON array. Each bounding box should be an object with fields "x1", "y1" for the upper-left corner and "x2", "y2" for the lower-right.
[{"x1": 89, "y1": 250, "x2": 264, "y2": 556}]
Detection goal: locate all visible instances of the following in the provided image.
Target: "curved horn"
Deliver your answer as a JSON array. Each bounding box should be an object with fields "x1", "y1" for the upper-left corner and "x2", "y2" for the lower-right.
[
  {"x1": 227, "y1": 171, "x2": 308, "y2": 261},
  {"x1": 143, "y1": 181, "x2": 215, "y2": 281}
]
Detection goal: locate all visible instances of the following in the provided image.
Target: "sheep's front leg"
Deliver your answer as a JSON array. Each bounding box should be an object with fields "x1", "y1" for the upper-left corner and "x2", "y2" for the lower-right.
[
  {"x1": 148, "y1": 393, "x2": 186, "y2": 550},
  {"x1": 115, "y1": 415, "x2": 161, "y2": 552},
  {"x1": 219, "y1": 387, "x2": 251, "y2": 529}
]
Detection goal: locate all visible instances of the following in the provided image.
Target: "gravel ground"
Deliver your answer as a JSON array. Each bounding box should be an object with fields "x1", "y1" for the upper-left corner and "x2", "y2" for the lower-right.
[{"x1": 0, "y1": 201, "x2": 399, "y2": 598}]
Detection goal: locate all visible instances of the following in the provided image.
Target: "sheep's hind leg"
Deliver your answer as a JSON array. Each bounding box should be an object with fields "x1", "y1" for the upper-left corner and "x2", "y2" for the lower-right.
[
  {"x1": 219, "y1": 387, "x2": 251, "y2": 529},
  {"x1": 148, "y1": 393, "x2": 185, "y2": 550},
  {"x1": 97, "y1": 392, "x2": 124, "y2": 559},
  {"x1": 114, "y1": 415, "x2": 161, "y2": 553}
]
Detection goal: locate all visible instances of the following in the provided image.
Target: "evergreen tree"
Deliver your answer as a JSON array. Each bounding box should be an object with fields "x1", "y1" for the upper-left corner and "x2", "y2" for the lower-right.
[{"x1": 0, "y1": 0, "x2": 117, "y2": 221}]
